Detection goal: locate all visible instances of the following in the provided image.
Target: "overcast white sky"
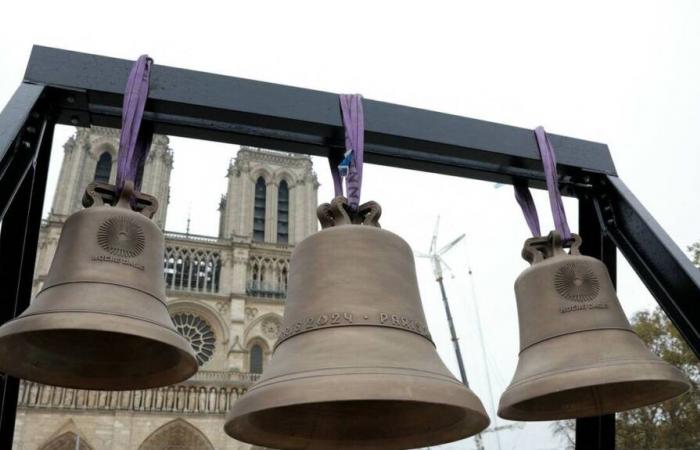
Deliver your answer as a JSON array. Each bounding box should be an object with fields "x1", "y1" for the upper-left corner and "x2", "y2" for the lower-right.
[{"x1": 2, "y1": 2, "x2": 700, "y2": 449}]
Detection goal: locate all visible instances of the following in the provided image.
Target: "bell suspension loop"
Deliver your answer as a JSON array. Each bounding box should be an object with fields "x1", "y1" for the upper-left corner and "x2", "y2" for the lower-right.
[
  {"x1": 513, "y1": 179, "x2": 541, "y2": 238},
  {"x1": 318, "y1": 94, "x2": 377, "y2": 226},
  {"x1": 329, "y1": 94, "x2": 365, "y2": 210},
  {"x1": 513, "y1": 126, "x2": 571, "y2": 242}
]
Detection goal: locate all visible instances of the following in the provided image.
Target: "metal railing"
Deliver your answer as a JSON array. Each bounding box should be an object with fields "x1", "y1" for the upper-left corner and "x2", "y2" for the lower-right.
[
  {"x1": 164, "y1": 230, "x2": 225, "y2": 245},
  {"x1": 246, "y1": 280, "x2": 286, "y2": 299}
]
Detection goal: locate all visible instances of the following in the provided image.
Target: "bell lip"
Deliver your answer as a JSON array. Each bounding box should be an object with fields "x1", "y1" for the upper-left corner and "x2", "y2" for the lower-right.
[
  {"x1": 224, "y1": 372, "x2": 490, "y2": 449},
  {"x1": 0, "y1": 311, "x2": 198, "y2": 390},
  {"x1": 498, "y1": 359, "x2": 691, "y2": 421}
]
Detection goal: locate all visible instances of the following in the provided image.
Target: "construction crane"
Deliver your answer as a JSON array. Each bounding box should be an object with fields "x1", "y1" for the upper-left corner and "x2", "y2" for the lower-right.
[
  {"x1": 414, "y1": 216, "x2": 468, "y2": 384},
  {"x1": 463, "y1": 235, "x2": 523, "y2": 450},
  {"x1": 415, "y1": 217, "x2": 522, "y2": 450}
]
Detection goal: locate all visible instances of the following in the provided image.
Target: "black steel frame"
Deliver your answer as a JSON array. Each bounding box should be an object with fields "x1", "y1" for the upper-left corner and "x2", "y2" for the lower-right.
[{"x1": 1, "y1": 46, "x2": 699, "y2": 450}]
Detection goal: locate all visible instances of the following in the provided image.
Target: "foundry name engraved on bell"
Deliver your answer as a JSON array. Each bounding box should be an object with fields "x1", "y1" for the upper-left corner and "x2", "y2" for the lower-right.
[
  {"x1": 91, "y1": 255, "x2": 145, "y2": 271},
  {"x1": 560, "y1": 302, "x2": 609, "y2": 313}
]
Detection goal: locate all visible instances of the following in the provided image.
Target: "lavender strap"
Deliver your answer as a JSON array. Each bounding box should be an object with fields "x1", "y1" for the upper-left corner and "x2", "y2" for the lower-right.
[
  {"x1": 514, "y1": 126, "x2": 572, "y2": 240},
  {"x1": 328, "y1": 150, "x2": 344, "y2": 198},
  {"x1": 116, "y1": 55, "x2": 153, "y2": 193},
  {"x1": 337, "y1": 94, "x2": 365, "y2": 210},
  {"x1": 535, "y1": 126, "x2": 571, "y2": 241},
  {"x1": 513, "y1": 181, "x2": 541, "y2": 237}
]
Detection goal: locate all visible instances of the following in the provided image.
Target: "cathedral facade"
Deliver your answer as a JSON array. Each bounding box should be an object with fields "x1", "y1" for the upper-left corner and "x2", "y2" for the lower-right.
[{"x1": 11, "y1": 127, "x2": 319, "y2": 450}]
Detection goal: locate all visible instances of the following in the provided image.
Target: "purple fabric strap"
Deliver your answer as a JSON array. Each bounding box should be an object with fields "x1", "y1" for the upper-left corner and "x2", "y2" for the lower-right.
[
  {"x1": 514, "y1": 181, "x2": 541, "y2": 237},
  {"x1": 328, "y1": 150, "x2": 344, "y2": 198},
  {"x1": 513, "y1": 126, "x2": 572, "y2": 240},
  {"x1": 116, "y1": 55, "x2": 153, "y2": 193},
  {"x1": 334, "y1": 94, "x2": 365, "y2": 210}
]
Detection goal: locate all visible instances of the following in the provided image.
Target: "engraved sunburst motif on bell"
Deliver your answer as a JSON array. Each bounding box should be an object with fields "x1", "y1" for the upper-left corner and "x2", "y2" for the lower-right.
[
  {"x1": 554, "y1": 262, "x2": 600, "y2": 302},
  {"x1": 97, "y1": 216, "x2": 146, "y2": 258}
]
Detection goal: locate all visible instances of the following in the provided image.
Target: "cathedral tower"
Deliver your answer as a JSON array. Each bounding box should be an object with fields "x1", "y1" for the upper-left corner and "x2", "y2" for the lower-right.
[
  {"x1": 219, "y1": 146, "x2": 318, "y2": 243},
  {"x1": 50, "y1": 126, "x2": 173, "y2": 228}
]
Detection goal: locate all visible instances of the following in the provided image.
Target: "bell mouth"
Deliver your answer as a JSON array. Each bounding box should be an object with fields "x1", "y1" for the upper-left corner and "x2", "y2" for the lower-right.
[
  {"x1": 225, "y1": 367, "x2": 490, "y2": 449},
  {"x1": 500, "y1": 377, "x2": 691, "y2": 421},
  {"x1": 0, "y1": 312, "x2": 198, "y2": 390},
  {"x1": 227, "y1": 399, "x2": 486, "y2": 450},
  {"x1": 498, "y1": 328, "x2": 691, "y2": 421}
]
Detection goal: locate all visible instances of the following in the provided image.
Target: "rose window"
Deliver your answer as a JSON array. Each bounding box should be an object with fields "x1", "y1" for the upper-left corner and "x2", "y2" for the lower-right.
[{"x1": 172, "y1": 313, "x2": 216, "y2": 366}]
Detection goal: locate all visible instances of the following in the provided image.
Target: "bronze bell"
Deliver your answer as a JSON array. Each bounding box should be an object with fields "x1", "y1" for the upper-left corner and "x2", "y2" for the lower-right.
[
  {"x1": 225, "y1": 198, "x2": 489, "y2": 450},
  {"x1": 498, "y1": 231, "x2": 690, "y2": 421},
  {"x1": 0, "y1": 181, "x2": 198, "y2": 390}
]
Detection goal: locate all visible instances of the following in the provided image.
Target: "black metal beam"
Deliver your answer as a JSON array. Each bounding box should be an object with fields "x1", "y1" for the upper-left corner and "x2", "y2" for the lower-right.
[
  {"x1": 576, "y1": 195, "x2": 617, "y2": 449},
  {"x1": 596, "y1": 175, "x2": 700, "y2": 359},
  {"x1": 23, "y1": 45, "x2": 616, "y2": 189},
  {"x1": 0, "y1": 113, "x2": 54, "y2": 448}
]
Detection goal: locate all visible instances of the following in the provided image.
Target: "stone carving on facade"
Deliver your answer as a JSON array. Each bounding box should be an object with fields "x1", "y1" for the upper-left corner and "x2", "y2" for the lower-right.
[
  {"x1": 261, "y1": 316, "x2": 281, "y2": 340},
  {"x1": 228, "y1": 335, "x2": 246, "y2": 354},
  {"x1": 39, "y1": 420, "x2": 93, "y2": 450},
  {"x1": 216, "y1": 300, "x2": 230, "y2": 315},
  {"x1": 245, "y1": 307, "x2": 258, "y2": 320},
  {"x1": 229, "y1": 157, "x2": 252, "y2": 177},
  {"x1": 243, "y1": 313, "x2": 284, "y2": 351},
  {"x1": 63, "y1": 135, "x2": 76, "y2": 154},
  {"x1": 238, "y1": 146, "x2": 311, "y2": 168},
  {"x1": 19, "y1": 381, "x2": 245, "y2": 415},
  {"x1": 139, "y1": 419, "x2": 214, "y2": 450},
  {"x1": 40, "y1": 431, "x2": 94, "y2": 450}
]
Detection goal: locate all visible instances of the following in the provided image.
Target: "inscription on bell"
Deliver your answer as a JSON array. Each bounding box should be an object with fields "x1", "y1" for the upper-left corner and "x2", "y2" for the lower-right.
[
  {"x1": 560, "y1": 302, "x2": 609, "y2": 313},
  {"x1": 91, "y1": 255, "x2": 145, "y2": 271},
  {"x1": 275, "y1": 311, "x2": 432, "y2": 348}
]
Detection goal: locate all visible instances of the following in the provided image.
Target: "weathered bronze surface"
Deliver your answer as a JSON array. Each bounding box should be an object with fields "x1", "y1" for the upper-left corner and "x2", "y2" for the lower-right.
[
  {"x1": 225, "y1": 198, "x2": 489, "y2": 450},
  {"x1": 498, "y1": 231, "x2": 690, "y2": 421},
  {"x1": 0, "y1": 182, "x2": 197, "y2": 390}
]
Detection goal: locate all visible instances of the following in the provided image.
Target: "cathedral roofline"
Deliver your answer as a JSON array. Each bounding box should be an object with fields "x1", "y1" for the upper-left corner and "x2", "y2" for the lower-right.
[
  {"x1": 235, "y1": 146, "x2": 312, "y2": 166},
  {"x1": 76, "y1": 125, "x2": 170, "y2": 146}
]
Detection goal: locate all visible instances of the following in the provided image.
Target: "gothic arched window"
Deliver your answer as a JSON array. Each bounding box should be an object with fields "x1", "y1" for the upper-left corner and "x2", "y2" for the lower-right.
[
  {"x1": 253, "y1": 177, "x2": 266, "y2": 242},
  {"x1": 250, "y1": 344, "x2": 263, "y2": 374},
  {"x1": 40, "y1": 432, "x2": 94, "y2": 450},
  {"x1": 94, "y1": 151, "x2": 112, "y2": 183},
  {"x1": 277, "y1": 180, "x2": 289, "y2": 244},
  {"x1": 139, "y1": 419, "x2": 213, "y2": 450}
]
